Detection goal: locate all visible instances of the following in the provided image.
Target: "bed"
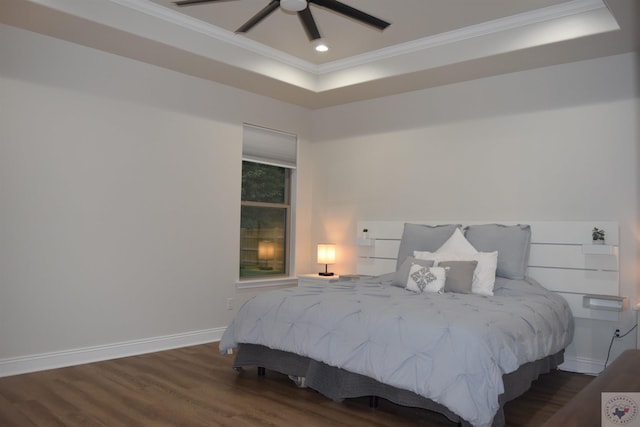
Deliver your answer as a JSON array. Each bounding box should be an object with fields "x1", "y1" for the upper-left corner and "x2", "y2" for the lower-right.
[{"x1": 219, "y1": 223, "x2": 575, "y2": 427}]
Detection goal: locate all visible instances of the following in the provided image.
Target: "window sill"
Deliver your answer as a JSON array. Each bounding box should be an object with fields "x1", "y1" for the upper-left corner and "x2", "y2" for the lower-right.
[{"x1": 236, "y1": 276, "x2": 298, "y2": 290}]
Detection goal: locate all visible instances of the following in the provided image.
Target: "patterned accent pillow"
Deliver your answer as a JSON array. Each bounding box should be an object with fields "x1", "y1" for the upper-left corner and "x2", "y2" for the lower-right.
[
  {"x1": 406, "y1": 264, "x2": 446, "y2": 294},
  {"x1": 392, "y1": 256, "x2": 435, "y2": 288}
]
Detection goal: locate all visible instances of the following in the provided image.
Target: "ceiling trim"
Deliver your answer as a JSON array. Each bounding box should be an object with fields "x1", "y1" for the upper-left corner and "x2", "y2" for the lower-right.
[
  {"x1": 110, "y1": 0, "x2": 614, "y2": 79},
  {"x1": 5, "y1": 0, "x2": 627, "y2": 108},
  {"x1": 314, "y1": 3, "x2": 619, "y2": 92},
  {"x1": 317, "y1": 0, "x2": 610, "y2": 74},
  {"x1": 108, "y1": 0, "x2": 318, "y2": 74}
]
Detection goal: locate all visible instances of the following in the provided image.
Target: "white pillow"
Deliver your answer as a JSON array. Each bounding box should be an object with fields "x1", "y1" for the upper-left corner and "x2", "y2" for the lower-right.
[
  {"x1": 412, "y1": 250, "x2": 437, "y2": 263},
  {"x1": 437, "y1": 227, "x2": 477, "y2": 253},
  {"x1": 414, "y1": 249, "x2": 498, "y2": 296},
  {"x1": 406, "y1": 263, "x2": 446, "y2": 294}
]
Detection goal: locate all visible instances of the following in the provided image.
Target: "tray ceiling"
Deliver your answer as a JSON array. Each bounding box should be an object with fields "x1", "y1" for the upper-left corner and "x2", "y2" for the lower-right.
[{"x1": 1, "y1": 0, "x2": 637, "y2": 108}]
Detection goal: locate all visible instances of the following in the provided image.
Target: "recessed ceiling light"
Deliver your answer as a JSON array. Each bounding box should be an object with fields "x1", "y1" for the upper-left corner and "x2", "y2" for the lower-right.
[{"x1": 314, "y1": 41, "x2": 329, "y2": 52}]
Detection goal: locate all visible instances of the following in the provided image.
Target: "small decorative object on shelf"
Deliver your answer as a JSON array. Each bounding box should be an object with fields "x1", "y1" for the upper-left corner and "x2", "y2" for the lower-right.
[
  {"x1": 355, "y1": 228, "x2": 375, "y2": 247},
  {"x1": 592, "y1": 227, "x2": 605, "y2": 244}
]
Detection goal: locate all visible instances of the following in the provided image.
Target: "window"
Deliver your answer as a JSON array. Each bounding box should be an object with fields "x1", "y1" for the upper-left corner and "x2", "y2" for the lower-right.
[{"x1": 239, "y1": 124, "x2": 296, "y2": 280}]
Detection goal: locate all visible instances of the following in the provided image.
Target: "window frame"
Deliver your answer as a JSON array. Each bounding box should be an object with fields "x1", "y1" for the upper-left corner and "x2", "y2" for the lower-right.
[{"x1": 237, "y1": 124, "x2": 297, "y2": 288}]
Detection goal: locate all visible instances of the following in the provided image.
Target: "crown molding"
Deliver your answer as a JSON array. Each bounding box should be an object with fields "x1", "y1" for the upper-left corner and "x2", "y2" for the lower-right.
[
  {"x1": 109, "y1": 0, "x2": 612, "y2": 78},
  {"x1": 317, "y1": 0, "x2": 611, "y2": 74},
  {"x1": 7, "y1": 0, "x2": 621, "y2": 102},
  {"x1": 108, "y1": 0, "x2": 318, "y2": 73}
]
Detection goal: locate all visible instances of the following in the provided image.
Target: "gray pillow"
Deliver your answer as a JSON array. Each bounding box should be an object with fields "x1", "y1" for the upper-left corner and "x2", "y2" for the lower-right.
[
  {"x1": 396, "y1": 223, "x2": 460, "y2": 270},
  {"x1": 392, "y1": 257, "x2": 434, "y2": 288},
  {"x1": 438, "y1": 260, "x2": 478, "y2": 294},
  {"x1": 464, "y1": 224, "x2": 531, "y2": 280}
]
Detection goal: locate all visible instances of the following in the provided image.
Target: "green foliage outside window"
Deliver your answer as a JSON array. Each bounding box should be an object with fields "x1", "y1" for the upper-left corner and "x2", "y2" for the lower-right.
[
  {"x1": 241, "y1": 162, "x2": 286, "y2": 204},
  {"x1": 240, "y1": 161, "x2": 290, "y2": 278}
]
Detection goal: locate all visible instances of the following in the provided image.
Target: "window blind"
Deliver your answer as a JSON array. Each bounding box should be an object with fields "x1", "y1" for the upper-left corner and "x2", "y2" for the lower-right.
[{"x1": 242, "y1": 123, "x2": 297, "y2": 169}]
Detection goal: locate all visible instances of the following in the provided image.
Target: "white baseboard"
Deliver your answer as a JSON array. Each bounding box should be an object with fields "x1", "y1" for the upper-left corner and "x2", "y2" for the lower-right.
[
  {"x1": 0, "y1": 327, "x2": 226, "y2": 378},
  {"x1": 559, "y1": 355, "x2": 604, "y2": 375},
  {"x1": 0, "y1": 330, "x2": 605, "y2": 379}
]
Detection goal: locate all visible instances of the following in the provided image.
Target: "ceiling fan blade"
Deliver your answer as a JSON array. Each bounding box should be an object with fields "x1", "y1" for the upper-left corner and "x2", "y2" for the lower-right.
[
  {"x1": 298, "y1": 7, "x2": 321, "y2": 41},
  {"x1": 236, "y1": 0, "x2": 280, "y2": 33},
  {"x1": 174, "y1": 0, "x2": 234, "y2": 6},
  {"x1": 309, "y1": 0, "x2": 390, "y2": 30}
]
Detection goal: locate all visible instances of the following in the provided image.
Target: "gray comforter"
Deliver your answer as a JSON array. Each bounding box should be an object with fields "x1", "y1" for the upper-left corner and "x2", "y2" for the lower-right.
[{"x1": 219, "y1": 276, "x2": 573, "y2": 427}]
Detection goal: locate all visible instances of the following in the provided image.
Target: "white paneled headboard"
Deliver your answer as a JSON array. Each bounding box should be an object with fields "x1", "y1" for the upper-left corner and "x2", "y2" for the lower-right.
[{"x1": 355, "y1": 221, "x2": 620, "y2": 320}]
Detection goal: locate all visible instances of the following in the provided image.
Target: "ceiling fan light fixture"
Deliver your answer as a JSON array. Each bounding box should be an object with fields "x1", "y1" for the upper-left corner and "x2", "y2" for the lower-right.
[{"x1": 280, "y1": 0, "x2": 307, "y2": 12}]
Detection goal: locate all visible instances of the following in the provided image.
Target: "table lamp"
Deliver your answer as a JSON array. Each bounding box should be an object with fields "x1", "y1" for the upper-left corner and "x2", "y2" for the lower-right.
[{"x1": 317, "y1": 243, "x2": 336, "y2": 276}]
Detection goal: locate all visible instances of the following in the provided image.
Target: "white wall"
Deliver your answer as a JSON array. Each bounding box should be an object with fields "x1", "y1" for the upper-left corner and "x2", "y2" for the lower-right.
[
  {"x1": 310, "y1": 52, "x2": 639, "y2": 368},
  {"x1": 0, "y1": 23, "x2": 313, "y2": 370}
]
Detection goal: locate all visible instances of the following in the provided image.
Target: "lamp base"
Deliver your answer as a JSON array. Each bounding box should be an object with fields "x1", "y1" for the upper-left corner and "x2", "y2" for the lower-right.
[{"x1": 318, "y1": 272, "x2": 334, "y2": 276}]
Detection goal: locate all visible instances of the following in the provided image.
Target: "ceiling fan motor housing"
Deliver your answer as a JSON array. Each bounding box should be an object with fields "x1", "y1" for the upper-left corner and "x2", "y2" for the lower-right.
[{"x1": 280, "y1": 0, "x2": 307, "y2": 12}]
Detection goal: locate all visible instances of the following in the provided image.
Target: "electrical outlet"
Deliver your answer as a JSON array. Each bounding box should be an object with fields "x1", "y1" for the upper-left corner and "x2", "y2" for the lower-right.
[
  {"x1": 615, "y1": 328, "x2": 621, "y2": 338},
  {"x1": 226, "y1": 298, "x2": 233, "y2": 310}
]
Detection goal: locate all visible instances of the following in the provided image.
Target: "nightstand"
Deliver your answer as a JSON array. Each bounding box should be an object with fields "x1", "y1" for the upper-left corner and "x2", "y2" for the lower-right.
[{"x1": 297, "y1": 273, "x2": 339, "y2": 286}]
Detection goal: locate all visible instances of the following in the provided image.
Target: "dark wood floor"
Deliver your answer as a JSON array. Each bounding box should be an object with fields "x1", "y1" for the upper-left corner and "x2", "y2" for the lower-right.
[{"x1": 0, "y1": 342, "x2": 591, "y2": 426}]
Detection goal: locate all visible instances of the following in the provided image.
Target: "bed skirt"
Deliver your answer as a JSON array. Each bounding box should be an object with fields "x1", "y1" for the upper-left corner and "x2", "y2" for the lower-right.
[{"x1": 231, "y1": 343, "x2": 565, "y2": 427}]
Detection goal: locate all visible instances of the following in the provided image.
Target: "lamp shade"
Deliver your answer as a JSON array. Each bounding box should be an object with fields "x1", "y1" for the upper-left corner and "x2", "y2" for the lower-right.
[
  {"x1": 258, "y1": 240, "x2": 275, "y2": 261},
  {"x1": 317, "y1": 244, "x2": 336, "y2": 265}
]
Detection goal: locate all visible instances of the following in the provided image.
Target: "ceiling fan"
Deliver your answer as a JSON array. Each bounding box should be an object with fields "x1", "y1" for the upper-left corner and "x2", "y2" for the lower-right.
[{"x1": 173, "y1": 0, "x2": 390, "y2": 42}]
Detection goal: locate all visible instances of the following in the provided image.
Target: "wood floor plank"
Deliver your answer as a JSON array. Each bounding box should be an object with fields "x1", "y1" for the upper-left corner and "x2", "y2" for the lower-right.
[
  {"x1": 0, "y1": 343, "x2": 593, "y2": 426},
  {"x1": 12, "y1": 400, "x2": 69, "y2": 427},
  {"x1": 0, "y1": 394, "x2": 38, "y2": 427}
]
